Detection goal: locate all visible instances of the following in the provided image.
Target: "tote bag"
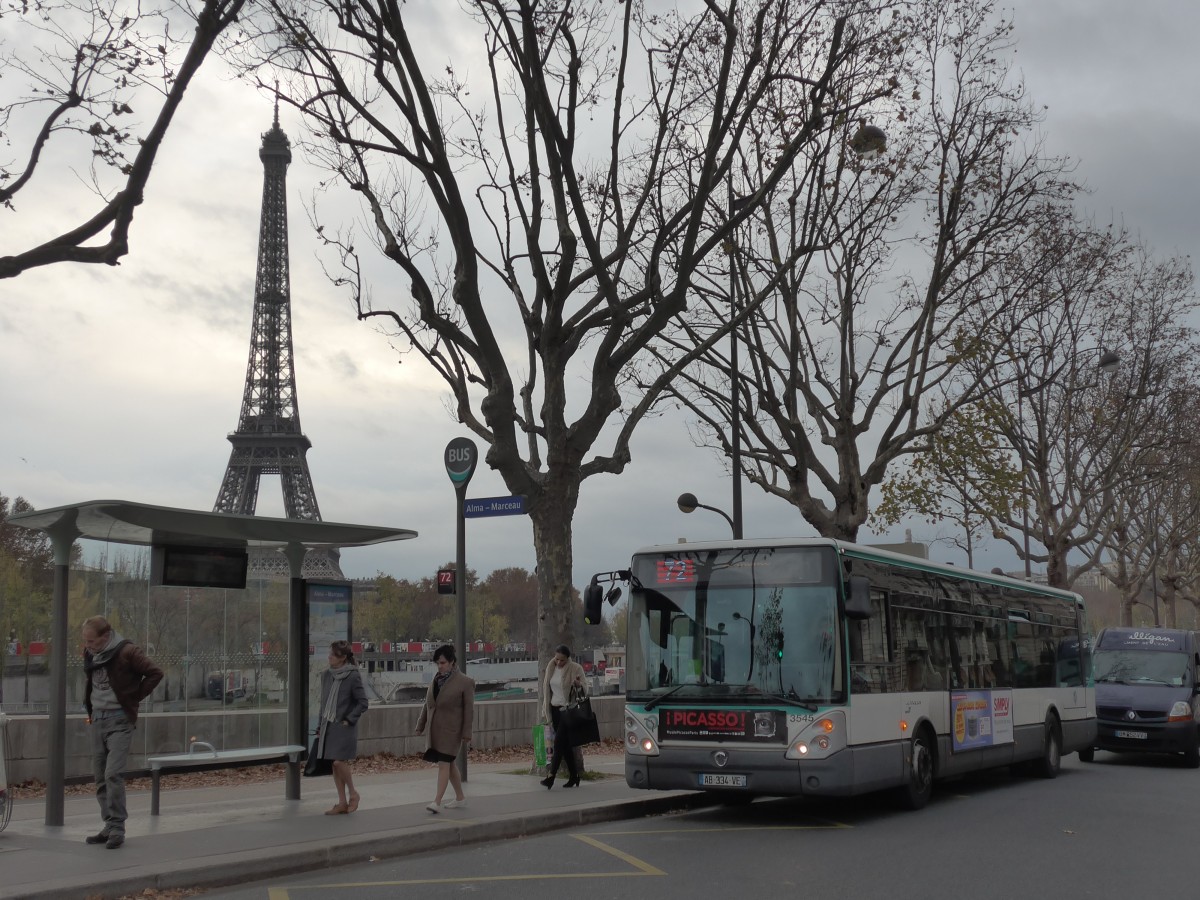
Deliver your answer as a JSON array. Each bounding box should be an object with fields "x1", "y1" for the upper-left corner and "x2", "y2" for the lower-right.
[
  {"x1": 562, "y1": 695, "x2": 600, "y2": 747},
  {"x1": 303, "y1": 737, "x2": 332, "y2": 777}
]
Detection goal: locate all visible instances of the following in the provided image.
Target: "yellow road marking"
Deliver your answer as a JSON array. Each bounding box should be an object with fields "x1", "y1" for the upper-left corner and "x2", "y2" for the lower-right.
[
  {"x1": 594, "y1": 821, "x2": 851, "y2": 834},
  {"x1": 571, "y1": 833, "x2": 667, "y2": 875},
  {"x1": 264, "y1": 834, "x2": 664, "y2": 894}
]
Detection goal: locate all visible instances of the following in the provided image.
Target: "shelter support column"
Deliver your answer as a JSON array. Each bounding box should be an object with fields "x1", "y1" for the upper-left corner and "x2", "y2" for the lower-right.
[
  {"x1": 44, "y1": 513, "x2": 80, "y2": 827},
  {"x1": 285, "y1": 542, "x2": 307, "y2": 802}
]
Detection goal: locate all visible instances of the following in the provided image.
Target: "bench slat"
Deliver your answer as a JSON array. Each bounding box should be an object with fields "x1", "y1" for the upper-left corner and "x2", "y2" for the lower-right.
[
  {"x1": 147, "y1": 745, "x2": 307, "y2": 815},
  {"x1": 148, "y1": 745, "x2": 306, "y2": 770}
]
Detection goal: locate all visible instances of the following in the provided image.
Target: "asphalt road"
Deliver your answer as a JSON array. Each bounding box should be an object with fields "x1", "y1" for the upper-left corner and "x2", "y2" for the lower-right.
[{"x1": 198, "y1": 750, "x2": 1198, "y2": 900}]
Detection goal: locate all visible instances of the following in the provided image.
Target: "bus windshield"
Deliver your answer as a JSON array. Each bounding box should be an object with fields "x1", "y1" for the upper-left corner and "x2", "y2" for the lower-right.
[{"x1": 626, "y1": 546, "x2": 843, "y2": 707}]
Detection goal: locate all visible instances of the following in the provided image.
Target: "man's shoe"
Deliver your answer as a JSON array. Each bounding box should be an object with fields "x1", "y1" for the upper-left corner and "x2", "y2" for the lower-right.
[
  {"x1": 105, "y1": 834, "x2": 125, "y2": 849},
  {"x1": 84, "y1": 831, "x2": 109, "y2": 845}
]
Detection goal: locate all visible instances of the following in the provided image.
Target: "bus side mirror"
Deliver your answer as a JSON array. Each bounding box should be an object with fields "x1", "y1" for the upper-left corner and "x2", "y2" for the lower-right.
[
  {"x1": 584, "y1": 582, "x2": 604, "y2": 625},
  {"x1": 845, "y1": 575, "x2": 871, "y2": 620}
]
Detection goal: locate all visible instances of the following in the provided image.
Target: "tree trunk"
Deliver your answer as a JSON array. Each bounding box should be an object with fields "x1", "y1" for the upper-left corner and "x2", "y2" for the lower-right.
[{"x1": 1045, "y1": 541, "x2": 1070, "y2": 589}]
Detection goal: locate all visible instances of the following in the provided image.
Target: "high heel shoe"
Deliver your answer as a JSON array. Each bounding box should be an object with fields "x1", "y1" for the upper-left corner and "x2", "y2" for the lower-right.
[
  {"x1": 563, "y1": 776, "x2": 581, "y2": 788},
  {"x1": 540, "y1": 775, "x2": 556, "y2": 789}
]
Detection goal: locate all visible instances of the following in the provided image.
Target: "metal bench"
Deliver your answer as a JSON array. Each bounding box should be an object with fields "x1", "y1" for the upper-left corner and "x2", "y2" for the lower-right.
[{"x1": 146, "y1": 741, "x2": 307, "y2": 815}]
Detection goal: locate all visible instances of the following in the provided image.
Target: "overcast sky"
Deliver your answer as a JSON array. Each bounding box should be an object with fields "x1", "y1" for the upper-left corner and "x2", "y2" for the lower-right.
[{"x1": 3, "y1": 0, "x2": 1198, "y2": 588}]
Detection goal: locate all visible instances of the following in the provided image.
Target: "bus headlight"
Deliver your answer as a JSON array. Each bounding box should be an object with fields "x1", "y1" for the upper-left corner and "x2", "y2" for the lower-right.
[
  {"x1": 786, "y1": 710, "x2": 847, "y2": 760},
  {"x1": 624, "y1": 710, "x2": 659, "y2": 756}
]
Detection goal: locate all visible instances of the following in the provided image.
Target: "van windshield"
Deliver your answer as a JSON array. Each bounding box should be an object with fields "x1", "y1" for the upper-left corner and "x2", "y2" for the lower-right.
[{"x1": 1093, "y1": 649, "x2": 1190, "y2": 687}]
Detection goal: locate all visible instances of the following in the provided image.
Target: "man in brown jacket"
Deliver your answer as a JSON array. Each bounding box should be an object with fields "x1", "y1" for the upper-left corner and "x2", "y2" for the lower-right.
[{"x1": 82, "y1": 615, "x2": 163, "y2": 849}]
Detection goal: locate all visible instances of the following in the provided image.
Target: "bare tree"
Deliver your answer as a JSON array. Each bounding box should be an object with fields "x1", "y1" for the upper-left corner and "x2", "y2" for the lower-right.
[
  {"x1": 1095, "y1": 381, "x2": 1200, "y2": 626},
  {"x1": 237, "y1": 0, "x2": 903, "y2": 660},
  {"x1": 871, "y1": 403, "x2": 1023, "y2": 568},
  {"x1": 988, "y1": 231, "x2": 1197, "y2": 588},
  {"x1": 656, "y1": 0, "x2": 1077, "y2": 541},
  {"x1": 0, "y1": 0, "x2": 248, "y2": 278}
]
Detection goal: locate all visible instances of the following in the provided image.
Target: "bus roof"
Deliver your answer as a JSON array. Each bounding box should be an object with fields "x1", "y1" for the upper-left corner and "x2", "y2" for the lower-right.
[{"x1": 629, "y1": 536, "x2": 1083, "y2": 604}]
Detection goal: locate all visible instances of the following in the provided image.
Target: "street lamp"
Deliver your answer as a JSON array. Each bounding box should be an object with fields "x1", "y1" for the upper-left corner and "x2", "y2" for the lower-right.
[{"x1": 677, "y1": 492, "x2": 737, "y2": 538}]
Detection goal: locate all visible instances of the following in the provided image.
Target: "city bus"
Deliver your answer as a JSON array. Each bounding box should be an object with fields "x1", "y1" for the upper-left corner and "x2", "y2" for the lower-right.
[{"x1": 584, "y1": 538, "x2": 1096, "y2": 809}]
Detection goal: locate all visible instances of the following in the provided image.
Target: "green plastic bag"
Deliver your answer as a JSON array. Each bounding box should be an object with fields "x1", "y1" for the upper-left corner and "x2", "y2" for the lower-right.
[{"x1": 532, "y1": 723, "x2": 547, "y2": 766}]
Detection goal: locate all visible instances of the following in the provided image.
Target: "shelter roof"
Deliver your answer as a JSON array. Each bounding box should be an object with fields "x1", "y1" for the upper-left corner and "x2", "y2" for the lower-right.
[{"x1": 8, "y1": 499, "x2": 416, "y2": 549}]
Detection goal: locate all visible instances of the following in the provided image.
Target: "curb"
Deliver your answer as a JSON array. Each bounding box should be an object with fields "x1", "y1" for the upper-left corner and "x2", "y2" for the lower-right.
[{"x1": 8, "y1": 792, "x2": 717, "y2": 900}]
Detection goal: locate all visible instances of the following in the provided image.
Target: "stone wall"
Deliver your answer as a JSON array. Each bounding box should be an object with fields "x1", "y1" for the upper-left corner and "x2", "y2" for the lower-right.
[{"x1": 1, "y1": 696, "x2": 624, "y2": 784}]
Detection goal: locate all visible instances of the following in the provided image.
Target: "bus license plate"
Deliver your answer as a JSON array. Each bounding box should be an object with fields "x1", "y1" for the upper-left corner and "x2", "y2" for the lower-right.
[
  {"x1": 1115, "y1": 729, "x2": 1148, "y2": 740},
  {"x1": 699, "y1": 773, "x2": 746, "y2": 787}
]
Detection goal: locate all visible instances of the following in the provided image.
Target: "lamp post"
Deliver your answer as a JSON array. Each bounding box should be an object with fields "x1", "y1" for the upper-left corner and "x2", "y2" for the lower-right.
[
  {"x1": 728, "y1": 177, "x2": 747, "y2": 541},
  {"x1": 677, "y1": 492, "x2": 737, "y2": 538},
  {"x1": 1144, "y1": 469, "x2": 1162, "y2": 627}
]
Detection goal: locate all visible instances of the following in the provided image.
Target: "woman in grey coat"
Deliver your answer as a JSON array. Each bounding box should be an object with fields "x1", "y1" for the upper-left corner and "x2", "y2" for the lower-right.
[{"x1": 317, "y1": 640, "x2": 369, "y2": 814}]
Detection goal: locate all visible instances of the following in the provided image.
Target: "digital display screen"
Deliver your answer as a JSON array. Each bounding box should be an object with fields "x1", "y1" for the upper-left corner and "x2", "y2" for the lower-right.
[
  {"x1": 656, "y1": 558, "x2": 696, "y2": 585},
  {"x1": 153, "y1": 545, "x2": 248, "y2": 590}
]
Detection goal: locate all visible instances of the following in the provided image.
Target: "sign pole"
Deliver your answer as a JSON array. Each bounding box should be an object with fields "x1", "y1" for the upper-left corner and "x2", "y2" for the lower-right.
[{"x1": 444, "y1": 437, "x2": 478, "y2": 782}]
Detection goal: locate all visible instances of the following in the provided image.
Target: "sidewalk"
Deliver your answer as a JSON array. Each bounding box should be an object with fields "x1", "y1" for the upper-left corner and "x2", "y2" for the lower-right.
[{"x1": 0, "y1": 752, "x2": 712, "y2": 900}]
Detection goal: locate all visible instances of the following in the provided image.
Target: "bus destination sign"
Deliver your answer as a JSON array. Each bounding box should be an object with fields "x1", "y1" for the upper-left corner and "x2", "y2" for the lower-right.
[{"x1": 659, "y1": 709, "x2": 787, "y2": 743}]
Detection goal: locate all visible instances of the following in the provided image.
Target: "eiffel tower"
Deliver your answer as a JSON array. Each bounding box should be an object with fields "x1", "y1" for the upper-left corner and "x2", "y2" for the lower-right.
[{"x1": 213, "y1": 104, "x2": 342, "y2": 580}]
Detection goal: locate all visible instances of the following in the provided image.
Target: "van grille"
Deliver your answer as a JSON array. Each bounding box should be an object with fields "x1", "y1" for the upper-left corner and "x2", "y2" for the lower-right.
[{"x1": 1097, "y1": 705, "x2": 1166, "y2": 722}]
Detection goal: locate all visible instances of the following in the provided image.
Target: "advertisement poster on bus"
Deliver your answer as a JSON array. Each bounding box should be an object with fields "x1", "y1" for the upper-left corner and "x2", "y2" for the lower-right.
[
  {"x1": 307, "y1": 581, "x2": 353, "y2": 735},
  {"x1": 951, "y1": 689, "x2": 1014, "y2": 752}
]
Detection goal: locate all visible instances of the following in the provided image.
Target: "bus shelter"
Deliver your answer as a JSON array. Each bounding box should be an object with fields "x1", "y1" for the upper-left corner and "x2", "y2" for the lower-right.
[{"x1": 8, "y1": 499, "x2": 416, "y2": 826}]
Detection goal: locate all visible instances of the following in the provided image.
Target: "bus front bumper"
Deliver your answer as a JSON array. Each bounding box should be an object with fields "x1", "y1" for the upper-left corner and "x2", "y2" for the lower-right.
[{"x1": 625, "y1": 746, "x2": 855, "y2": 797}]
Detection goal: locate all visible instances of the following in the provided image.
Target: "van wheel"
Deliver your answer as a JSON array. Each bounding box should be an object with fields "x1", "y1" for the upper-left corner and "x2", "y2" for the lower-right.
[
  {"x1": 1183, "y1": 737, "x2": 1200, "y2": 769},
  {"x1": 895, "y1": 728, "x2": 934, "y2": 810},
  {"x1": 1077, "y1": 747, "x2": 1094, "y2": 763},
  {"x1": 1033, "y1": 715, "x2": 1061, "y2": 779}
]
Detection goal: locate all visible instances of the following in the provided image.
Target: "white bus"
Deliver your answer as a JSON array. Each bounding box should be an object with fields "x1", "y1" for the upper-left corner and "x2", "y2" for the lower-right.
[{"x1": 584, "y1": 538, "x2": 1095, "y2": 809}]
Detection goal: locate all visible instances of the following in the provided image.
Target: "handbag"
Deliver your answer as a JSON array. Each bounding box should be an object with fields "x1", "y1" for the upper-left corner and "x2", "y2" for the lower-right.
[
  {"x1": 303, "y1": 736, "x2": 332, "y2": 777},
  {"x1": 562, "y1": 693, "x2": 600, "y2": 747}
]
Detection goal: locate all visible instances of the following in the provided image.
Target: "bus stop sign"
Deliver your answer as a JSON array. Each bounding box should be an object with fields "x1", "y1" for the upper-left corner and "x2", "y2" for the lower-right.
[{"x1": 444, "y1": 437, "x2": 478, "y2": 490}]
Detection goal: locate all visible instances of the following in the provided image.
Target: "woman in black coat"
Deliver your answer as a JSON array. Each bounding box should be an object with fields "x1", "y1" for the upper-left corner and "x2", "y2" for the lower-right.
[{"x1": 317, "y1": 640, "x2": 369, "y2": 814}]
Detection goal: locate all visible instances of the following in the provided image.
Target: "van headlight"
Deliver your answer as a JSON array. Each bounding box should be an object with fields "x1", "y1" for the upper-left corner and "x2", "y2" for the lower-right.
[{"x1": 1167, "y1": 701, "x2": 1193, "y2": 722}]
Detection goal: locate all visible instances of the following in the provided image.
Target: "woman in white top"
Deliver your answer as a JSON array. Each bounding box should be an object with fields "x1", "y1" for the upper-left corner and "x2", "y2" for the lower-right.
[{"x1": 539, "y1": 644, "x2": 587, "y2": 788}]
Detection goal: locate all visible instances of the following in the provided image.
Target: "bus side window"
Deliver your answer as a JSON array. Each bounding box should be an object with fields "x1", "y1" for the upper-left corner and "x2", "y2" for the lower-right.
[
  {"x1": 895, "y1": 605, "x2": 939, "y2": 692},
  {"x1": 850, "y1": 590, "x2": 890, "y2": 693}
]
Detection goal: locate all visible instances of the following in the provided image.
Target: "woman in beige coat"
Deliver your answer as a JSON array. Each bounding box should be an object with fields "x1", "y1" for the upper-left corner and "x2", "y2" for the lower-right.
[{"x1": 415, "y1": 644, "x2": 474, "y2": 812}]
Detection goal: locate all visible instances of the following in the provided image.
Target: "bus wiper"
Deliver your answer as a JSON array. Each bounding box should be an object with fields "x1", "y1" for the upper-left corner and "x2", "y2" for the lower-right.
[
  {"x1": 759, "y1": 688, "x2": 818, "y2": 713},
  {"x1": 645, "y1": 684, "x2": 690, "y2": 711}
]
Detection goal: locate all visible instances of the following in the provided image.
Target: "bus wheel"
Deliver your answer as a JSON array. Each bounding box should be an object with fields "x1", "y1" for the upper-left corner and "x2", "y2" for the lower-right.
[
  {"x1": 1077, "y1": 747, "x2": 1094, "y2": 763},
  {"x1": 1033, "y1": 715, "x2": 1062, "y2": 779},
  {"x1": 896, "y1": 728, "x2": 934, "y2": 810}
]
